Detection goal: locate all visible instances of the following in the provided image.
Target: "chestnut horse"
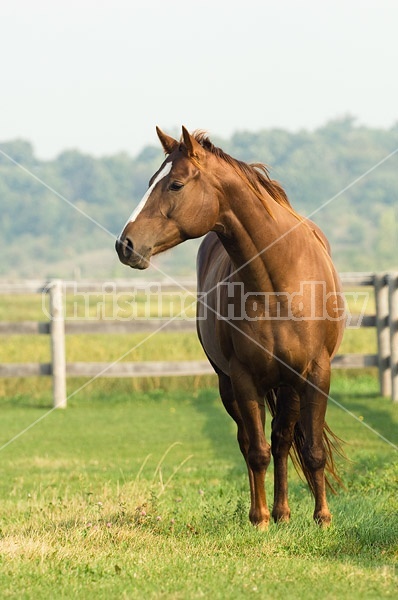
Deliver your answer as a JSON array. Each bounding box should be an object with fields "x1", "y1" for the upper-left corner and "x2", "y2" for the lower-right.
[{"x1": 116, "y1": 126, "x2": 345, "y2": 528}]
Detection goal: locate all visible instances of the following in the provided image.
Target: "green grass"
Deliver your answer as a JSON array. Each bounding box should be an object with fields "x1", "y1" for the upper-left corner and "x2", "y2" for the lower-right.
[{"x1": 0, "y1": 374, "x2": 397, "y2": 599}]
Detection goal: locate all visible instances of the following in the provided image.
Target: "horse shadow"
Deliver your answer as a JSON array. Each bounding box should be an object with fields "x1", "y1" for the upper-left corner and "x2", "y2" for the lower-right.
[
  {"x1": 331, "y1": 389, "x2": 398, "y2": 448},
  {"x1": 192, "y1": 387, "x2": 245, "y2": 473}
]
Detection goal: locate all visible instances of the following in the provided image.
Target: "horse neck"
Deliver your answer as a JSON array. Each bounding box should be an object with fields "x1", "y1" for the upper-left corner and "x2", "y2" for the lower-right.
[{"x1": 216, "y1": 179, "x2": 297, "y2": 291}]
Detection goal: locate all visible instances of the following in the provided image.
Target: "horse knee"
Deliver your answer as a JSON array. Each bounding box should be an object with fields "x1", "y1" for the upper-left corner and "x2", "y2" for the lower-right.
[
  {"x1": 248, "y1": 444, "x2": 271, "y2": 472},
  {"x1": 302, "y1": 444, "x2": 326, "y2": 471},
  {"x1": 271, "y1": 426, "x2": 294, "y2": 459}
]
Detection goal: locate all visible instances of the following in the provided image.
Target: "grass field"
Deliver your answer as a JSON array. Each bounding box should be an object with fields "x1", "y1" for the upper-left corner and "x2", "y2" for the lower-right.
[
  {"x1": 0, "y1": 374, "x2": 397, "y2": 599},
  {"x1": 0, "y1": 290, "x2": 397, "y2": 598}
]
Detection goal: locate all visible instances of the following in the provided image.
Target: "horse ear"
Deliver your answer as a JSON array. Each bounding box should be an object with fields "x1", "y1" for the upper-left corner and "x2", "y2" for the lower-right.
[
  {"x1": 182, "y1": 126, "x2": 205, "y2": 161},
  {"x1": 156, "y1": 127, "x2": 178, "y2": 155}
]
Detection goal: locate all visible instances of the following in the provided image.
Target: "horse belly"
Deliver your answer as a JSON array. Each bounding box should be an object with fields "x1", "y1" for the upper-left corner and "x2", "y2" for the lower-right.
[{"x1": 197, "y1": 307, "x2": 230, "y2": 375}]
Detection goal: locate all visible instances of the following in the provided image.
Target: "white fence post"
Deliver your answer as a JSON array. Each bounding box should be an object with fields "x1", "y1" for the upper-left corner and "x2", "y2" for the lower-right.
[
  {"x1": 49, "y1": 280, "x2": 67, "y2": 408},
  {"x1": 388, "y1": 273, "x2": 398, "y2": 403},
  {"x1": 375, "y1": 273, "x2": 391, "y2": 397}
]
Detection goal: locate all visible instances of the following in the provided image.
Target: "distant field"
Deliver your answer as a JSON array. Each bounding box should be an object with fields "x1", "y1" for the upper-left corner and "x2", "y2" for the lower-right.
[
  {"x1": 0, "y1": 290, "x2": 197, "y2": 322},
  {"x1": 0, "y1": 285, "x2": 380, "y2": 401},
  {"x1": 0, "y1": 286, "x2": 379, "y2": 373},
  {"x1": 0, "y1": 284, "x2": 375, "y2": 321}
]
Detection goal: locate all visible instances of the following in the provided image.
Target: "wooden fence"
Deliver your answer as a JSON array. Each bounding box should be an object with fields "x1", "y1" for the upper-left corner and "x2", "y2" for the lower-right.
[{"x1": 0, "y1": 274, "x2": 397, "y2": 407}]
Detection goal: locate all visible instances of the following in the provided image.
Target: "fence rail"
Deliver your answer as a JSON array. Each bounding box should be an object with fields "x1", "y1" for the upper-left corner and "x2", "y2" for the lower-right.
[{"x1": 0, "y1": 274, "x2": 397, "y2": 406}]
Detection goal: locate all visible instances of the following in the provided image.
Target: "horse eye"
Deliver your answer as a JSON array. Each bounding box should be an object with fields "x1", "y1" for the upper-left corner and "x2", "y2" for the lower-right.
[{"x1": 169, "y1": 181, "x2": 184, "y2": 191}]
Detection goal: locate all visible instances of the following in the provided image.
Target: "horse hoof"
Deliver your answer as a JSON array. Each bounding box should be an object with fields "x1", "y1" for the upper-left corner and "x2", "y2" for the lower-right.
[
  {"x1": 272, "y1": 512, "x2": 291, "y2": 524},
  {"x1": 250, "y1": 510, "x2": 270, "y2": 530},
  {"x1": 314, "y1": 511, "x2": 332, "y2": 527},
  {"x1": 272, "y1": 504, "x2": 291, "y2": 523},
  {"x1": 255, "y1": 520, "x2": 270, "y2": 531}
]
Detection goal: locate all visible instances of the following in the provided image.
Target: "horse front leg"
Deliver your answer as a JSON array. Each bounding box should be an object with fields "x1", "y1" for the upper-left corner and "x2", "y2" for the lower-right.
[
  {"x1": 217, "y1": 372, "x2": 256, "y2": 522},
  {"x1": 230, "y1": 358, "x2": 271, "y2": 529}
]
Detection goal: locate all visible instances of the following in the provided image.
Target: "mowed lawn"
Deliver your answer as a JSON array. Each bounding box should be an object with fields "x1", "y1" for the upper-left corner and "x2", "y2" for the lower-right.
[{"x1": 0, "y1": 373, "x2": 397, "y2": 599}]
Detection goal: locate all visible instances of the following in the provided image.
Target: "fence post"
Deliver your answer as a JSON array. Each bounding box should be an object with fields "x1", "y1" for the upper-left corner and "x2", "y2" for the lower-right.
[
  {"x1": 375, "y1": 273, "x2": 391, "y2": 397},
  {"x1": 389, "y1": 273, "x2": 398, "y2": 403},
  {"x1": 49, "y1": 280, "x2": 67, "y2": 408}
]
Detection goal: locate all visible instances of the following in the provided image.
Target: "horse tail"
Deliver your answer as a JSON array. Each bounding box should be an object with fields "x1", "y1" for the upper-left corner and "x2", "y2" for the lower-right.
[
  {"x1": 289, "y1": 420, "x2": 345, "y2": 495},
  {"x1": 265, "y1": 390, "x2": 345, "y2": 496}
]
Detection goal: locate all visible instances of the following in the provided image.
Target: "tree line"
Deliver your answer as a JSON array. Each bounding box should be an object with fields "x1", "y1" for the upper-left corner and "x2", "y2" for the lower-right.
[{"x1": 1, "y1": 116, "x2": 397, "y2": 278}]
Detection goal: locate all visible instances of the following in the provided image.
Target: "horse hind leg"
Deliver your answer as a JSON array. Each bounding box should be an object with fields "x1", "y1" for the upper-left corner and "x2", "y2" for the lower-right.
[
  {"x1": 299, "y1": 365, "x2": 334, "y2": 526},
  {"x1": 269, "y1": 386, "x2": 300, "y2": 523}
]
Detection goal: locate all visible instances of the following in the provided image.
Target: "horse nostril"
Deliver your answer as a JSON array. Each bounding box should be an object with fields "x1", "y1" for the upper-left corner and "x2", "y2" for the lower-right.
[
  {"x1": 116, "y1": 236, "x2": 134, "y2": 259},
  {"x1": 123, "y1": 237, "x2": 134, "y2": 257}
]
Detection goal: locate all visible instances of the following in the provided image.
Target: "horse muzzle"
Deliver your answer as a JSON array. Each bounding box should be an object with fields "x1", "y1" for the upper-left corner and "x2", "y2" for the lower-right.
[{"x1": 115, "y1": 236, "x2": 151, "y2": 270}]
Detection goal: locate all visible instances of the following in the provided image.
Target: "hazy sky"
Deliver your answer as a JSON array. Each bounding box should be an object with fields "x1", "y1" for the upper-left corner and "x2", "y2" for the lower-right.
[{"x1": 1, "y1": 0, "x2": 397, "y2": 159}]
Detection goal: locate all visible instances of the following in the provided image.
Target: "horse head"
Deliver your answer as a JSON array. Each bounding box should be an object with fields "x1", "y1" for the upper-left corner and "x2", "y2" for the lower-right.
[{"x1": 115, "y1": 126, "x2": 220, "y2": 269}]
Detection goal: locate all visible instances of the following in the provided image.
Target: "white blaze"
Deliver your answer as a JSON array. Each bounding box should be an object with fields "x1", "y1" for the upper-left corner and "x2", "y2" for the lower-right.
[{"x1": 118, "y1": 161, "x2": 172, "y2": 239}]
